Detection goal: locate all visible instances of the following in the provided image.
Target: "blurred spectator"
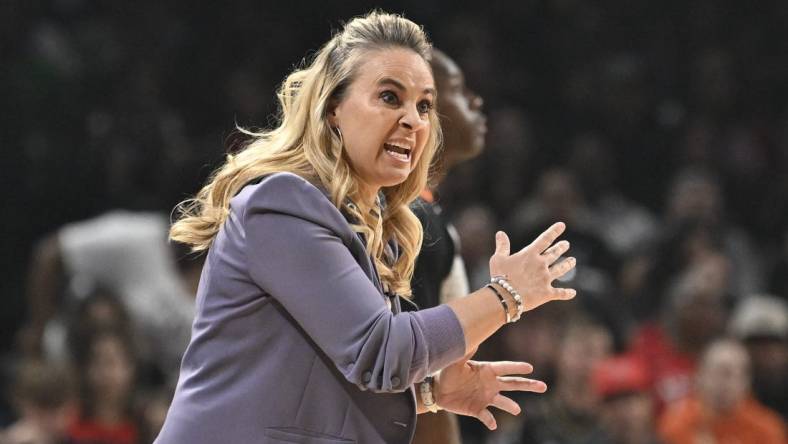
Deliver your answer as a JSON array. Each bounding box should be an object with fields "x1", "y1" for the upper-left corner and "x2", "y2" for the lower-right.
[
  {"x1": 729, "y1": 295, "x2": 788, "y2": 419},
  {"x1": 519, "y1": 315, "x2": 613, "y2": 444},
  {"x1": 507, "y1": 167, "x2": 617, "y2": 276},
  {"x1": 586, "y1": 354, "x2": 661, "y2": 444},
  {"x1": 627, "y1": 263, "x2": 730, "y2": 411},
  {"x1": 566, "y1": 132, "x2": 658, "y2": 258},
  {"x1": 626, "y1": 167, "x2": 757, "y2": 321},
  {"x1": 659, "y1": 339, "x2": 786, "y2": 444},
  {"x1": 20, "y1": 211, "x2": 202, "y2": 383},
  {"x1": 623, "y1": 218, "x2": 730, "y2": 320},
  {"x1": 506, "y1": 168, "x2": 620, "y2": 332},
  {"x1": 663, "y1": 168, "x2": 763, "y2": 298},
  {"x1": 0, "y1": 360, "x2": 76, "y2": 444},
  {"x1": 67, "y1": 328, "x2": 139, "y2": 444}
]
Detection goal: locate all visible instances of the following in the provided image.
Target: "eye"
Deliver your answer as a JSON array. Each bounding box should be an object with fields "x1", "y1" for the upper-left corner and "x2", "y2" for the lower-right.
[
  {"x1": 380, "y1": 90, "x2": 399, "y2": 106},
  {"x1": 417, "y1": 100, "x2": 434, "y2": 115}
]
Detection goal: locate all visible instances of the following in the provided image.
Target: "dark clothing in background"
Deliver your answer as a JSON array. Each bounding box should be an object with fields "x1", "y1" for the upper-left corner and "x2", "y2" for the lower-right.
[
  {"x1": 410, "y1": 197, "x2": 456, "y2": 311},
  {"x1": 409, "y1": 195, "x2": 465, "y2": 444}
]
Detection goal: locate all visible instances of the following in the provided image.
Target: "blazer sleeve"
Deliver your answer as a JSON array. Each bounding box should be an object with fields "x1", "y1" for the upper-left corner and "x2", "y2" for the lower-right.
[{"x1": 240, "y1": 173, "x2": 466, "y2": 393}]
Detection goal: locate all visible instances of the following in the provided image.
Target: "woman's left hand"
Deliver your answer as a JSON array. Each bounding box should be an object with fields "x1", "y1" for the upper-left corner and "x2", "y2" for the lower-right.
[{"x1": 433, "y1": 357, "x2": 546, "y2": 430}]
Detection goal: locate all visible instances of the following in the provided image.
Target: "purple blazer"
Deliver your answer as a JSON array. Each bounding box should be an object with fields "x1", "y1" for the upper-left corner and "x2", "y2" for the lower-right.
[{"x1": 154, "y1": 173, "x2": 466, "y2": 444}]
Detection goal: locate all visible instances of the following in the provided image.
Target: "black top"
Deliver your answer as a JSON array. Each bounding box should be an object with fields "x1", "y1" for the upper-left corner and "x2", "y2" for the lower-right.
[{"x1": 409, "y1": 197, "x2": 455, "y2": 311}]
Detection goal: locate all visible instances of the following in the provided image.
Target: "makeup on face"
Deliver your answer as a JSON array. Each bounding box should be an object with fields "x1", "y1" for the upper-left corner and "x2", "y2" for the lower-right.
[{"x1": 330, "y1": 48, "x2": 435, "y2": 203}]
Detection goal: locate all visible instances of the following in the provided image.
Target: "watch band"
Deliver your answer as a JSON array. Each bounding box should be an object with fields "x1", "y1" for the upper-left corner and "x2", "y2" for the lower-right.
[{"x1": 419, "y1": 376, "x2": 439, "y2": 413}]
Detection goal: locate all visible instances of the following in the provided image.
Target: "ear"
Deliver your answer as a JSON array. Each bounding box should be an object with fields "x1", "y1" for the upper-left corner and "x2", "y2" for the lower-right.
[{"x1": 326, "y1": 99, "x2": 340, "y2": 127}]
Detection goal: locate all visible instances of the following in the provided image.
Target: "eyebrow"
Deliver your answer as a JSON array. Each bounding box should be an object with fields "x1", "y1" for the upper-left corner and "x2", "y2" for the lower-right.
[{"x1": 378, "y1": 77, "x2": 436, "y2": 96}]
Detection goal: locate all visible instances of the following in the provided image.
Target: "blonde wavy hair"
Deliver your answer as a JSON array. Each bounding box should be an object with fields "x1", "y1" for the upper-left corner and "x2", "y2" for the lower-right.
[{"x1": 170, "y1": 11, "x2": 441, "y2": 296}]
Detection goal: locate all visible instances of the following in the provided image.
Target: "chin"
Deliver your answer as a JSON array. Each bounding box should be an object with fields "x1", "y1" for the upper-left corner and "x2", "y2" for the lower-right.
[{"x1": 379, "y1": 171, "x2": 411, "y2": 188}]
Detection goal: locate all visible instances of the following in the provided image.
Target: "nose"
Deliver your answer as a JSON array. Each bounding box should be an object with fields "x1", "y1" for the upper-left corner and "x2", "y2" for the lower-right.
[
  {"x1": 469, "y1": 90, "x2": 484, "y2": 110},
  {"x1": 399, "y1": 105, "x2": 428, "y2": 132}
]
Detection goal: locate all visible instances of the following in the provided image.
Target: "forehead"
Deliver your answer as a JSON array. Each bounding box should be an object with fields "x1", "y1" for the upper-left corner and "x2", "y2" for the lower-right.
[{"x1": 352, "y1": 48, "x2": 434, "y2": 91}]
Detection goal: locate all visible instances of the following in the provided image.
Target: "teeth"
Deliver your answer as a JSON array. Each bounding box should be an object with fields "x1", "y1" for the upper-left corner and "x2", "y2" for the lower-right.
[
  {"x1": 386, "y1": 149, "x2": 410, "y2": 161},
  {"x1": 385, "y1": 143, "x2": 412, "y2": 154},
  {"x1": 384, "y1": 143, "x2": 410, "y2": 161}
]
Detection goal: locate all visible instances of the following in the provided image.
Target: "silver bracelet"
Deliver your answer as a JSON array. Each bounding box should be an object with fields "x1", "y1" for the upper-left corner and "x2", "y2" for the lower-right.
[
  {"x1": 419, "y1": 376, "x2": 439, "y2": 413},
  {"x1": 485, "y1": 284, "x2": 511, "y2": 323},
  {"x1": 490, "y1": 276, "x2": 523, "y2": 322}
]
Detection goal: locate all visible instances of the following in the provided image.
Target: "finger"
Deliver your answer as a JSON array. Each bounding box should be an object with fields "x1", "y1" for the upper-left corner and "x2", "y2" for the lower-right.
[
  {"x1": 476, "y1": 408, "x2": 497, "y2": 430},
  {"x1": 549, "y1": 257, "x2": 576, "y2": 280},
  {"x1": 462, "y1": 346, "x2": 479, "y2": 361},
  {"x1": 542, "y1": 240, "x2": 570, "y2": 265},
  {"x1": 494, "y1": 231, "x2": 510, "y2": 257},
  {"x1": 527, "y1": 222, "x2": 566, "y2": 254},
  {"x1": 490, "y1": 394, "x2": 521, "y2": 416},
  {"x1": 549, "y1": 287, "x2": 577, "y2": 300},
  {"x1": 486, "y1": 361, "x2": 534, "y2": 376},
  {"x1": 497, "y1": 376, "x2": 548, "y2": 393}
]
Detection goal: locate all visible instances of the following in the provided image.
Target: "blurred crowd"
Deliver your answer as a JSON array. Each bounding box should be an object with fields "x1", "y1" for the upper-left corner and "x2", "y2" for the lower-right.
[{"x1": 2, "y1": 0, "x2": 788, "y2": 443}]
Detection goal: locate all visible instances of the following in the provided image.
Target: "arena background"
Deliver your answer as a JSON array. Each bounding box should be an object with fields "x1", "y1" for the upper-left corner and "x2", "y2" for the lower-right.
[{"x1": 1, "y1": 1, "x2": 787, "y2": 443}]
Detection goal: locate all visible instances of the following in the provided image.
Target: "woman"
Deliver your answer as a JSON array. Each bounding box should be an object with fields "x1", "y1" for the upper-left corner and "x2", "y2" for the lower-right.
[{"x1": 156, "y1": 12, "x2": 576, "y2": 444}]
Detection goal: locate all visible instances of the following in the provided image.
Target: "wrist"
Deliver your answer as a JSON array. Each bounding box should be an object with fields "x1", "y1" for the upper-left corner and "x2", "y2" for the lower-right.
[
  {"x1": 419, "y1": 375, "x2": 441, "y2": 413},
  {"x1": 490, "y1": 277, "x2": 523, "y2": 322},
  {"x1": 485, "y1": 283, "x2": 516, "y2": 324}
]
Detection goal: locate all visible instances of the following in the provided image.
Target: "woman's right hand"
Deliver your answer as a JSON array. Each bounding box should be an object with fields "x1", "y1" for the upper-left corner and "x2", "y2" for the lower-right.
[{"x1": 488, "y1": 222, "x2": 576, "y2": 313}]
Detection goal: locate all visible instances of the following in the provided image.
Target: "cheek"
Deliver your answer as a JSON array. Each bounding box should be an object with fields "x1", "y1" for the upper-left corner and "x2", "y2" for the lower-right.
[
  {"x1": 412, "y1": 123, "x2": 432, "y2": 164},
  {"x1": 345, "y1": 108, "x2": 391, "y2": 159}
]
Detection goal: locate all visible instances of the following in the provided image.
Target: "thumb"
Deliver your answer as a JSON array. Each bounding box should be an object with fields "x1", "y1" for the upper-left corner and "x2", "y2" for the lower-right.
[{"x1": 495, "y1": 231, "x2": 511, "y2": 257}]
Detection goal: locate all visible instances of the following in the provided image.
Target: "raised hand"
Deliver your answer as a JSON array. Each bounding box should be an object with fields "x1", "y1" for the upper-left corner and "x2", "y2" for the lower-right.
[
  {"x1": 434, "y1": 356, "x2": 546, "y2": 430},
  {"x1": 488, "y1": 222, "x2": 576, "y2": 312}
]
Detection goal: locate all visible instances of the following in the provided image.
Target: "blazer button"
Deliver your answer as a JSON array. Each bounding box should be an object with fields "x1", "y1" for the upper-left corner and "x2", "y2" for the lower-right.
[
  {"x1": 390, "y1": 376, "x2": 401, "y2": 386},
  {"x1": 362, "y1": 371, "x2": 372, "y2": 383}
]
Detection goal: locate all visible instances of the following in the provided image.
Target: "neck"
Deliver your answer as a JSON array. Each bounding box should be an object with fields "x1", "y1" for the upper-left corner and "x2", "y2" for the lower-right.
[{"x1": 355, "y1": 182, "x2": 379, "y2": 209}]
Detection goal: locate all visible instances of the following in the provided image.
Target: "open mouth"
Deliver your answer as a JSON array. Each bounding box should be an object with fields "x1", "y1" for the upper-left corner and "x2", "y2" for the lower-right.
[{"x1": 384, "y1": 143, "x2": 412, "y2": 162}]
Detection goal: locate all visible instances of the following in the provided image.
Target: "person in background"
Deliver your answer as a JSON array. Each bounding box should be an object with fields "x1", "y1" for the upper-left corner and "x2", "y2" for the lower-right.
[
  {"x1": 565, "y1": 132, "x2": 658, "y2": 259},
  {"x1": 587, "y1": 354, "x2": 661, "y2": 444},
  {"x1": 728, "y1": 295, "x2": 788, "y2": 419},
  {"x1": 410, "y1": 47, "x2": 486, "y2": 444},
  {"x1": 20, "y1": 211, "x2": 203, "y2": 383},
  {"x1": 626, "y1": 259, "x2": 729, "y2": 412},
  {"x1": 66, "y1": 328, "x2": 139, "y2": 444},
  {"x1": 519, "y1": 315, "x2": 613, "y2": 444},
  {"x1": 0, "y1": 360, "x2": 76, "y2": 444},
  {"x1": 658, "y1": 338, "x2": 786, "y2": 444}
]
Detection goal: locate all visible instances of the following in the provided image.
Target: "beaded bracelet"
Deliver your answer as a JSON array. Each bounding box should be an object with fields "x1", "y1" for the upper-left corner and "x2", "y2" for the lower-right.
[
  {"x1": 491, "y1": 276, "x2": 524, "y2": 322},
  {"x1": 485, "y1": 284, "x2": 511, "y2": 323}
]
